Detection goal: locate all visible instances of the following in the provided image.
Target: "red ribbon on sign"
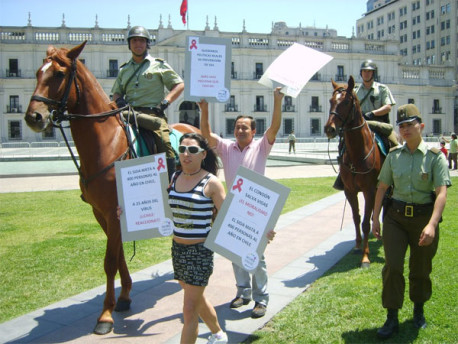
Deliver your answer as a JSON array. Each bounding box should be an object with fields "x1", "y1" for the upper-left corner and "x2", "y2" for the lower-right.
[
  {"x1": 157, "y1": 157, "x2": 166, "y2": 171},
  {"x1": 232, "y1": 178, "x2": 243, "y2": 192},
  {"x1": 189, "y1": 39, "x2": 197, "y2": 50}
]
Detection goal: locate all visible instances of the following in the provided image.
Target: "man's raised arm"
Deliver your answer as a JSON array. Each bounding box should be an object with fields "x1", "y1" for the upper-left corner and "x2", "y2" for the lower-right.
[
  {"x1": 266, "y1": 87, "x2": 284, "y2": 144},
  {"x1": 198, "y1": 100, "x2": 219, "y2": 148}
]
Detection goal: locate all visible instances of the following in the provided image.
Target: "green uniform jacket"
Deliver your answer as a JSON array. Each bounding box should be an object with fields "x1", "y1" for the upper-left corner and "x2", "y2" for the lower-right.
[
  {"x1": 378, "y1": 141, "x2": 451, "y2": 204},
  {"x1": 355, "y1": 81, "x2": 396, "y2": 124},
  {"x1": 111, "y1": 55, "x2": 183, "y2": 107}
]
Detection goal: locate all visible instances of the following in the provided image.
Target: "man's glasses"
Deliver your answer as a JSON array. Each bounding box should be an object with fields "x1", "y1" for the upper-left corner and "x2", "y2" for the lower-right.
[{"x1": 178, "y1": 145, "x2": 205, "y2": 154}]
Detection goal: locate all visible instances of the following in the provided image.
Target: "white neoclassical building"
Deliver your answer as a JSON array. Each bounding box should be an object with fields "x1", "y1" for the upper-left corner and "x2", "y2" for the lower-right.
[{"x1": 0, "y1": 12, "x2": 456, "y2": 144}]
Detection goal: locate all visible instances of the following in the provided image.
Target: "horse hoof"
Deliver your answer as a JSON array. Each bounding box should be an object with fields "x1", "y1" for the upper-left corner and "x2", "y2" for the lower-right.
[
  {"x1": 361, "y1": 262, "x2": 370, "y2": 269},
  {"x1": 114, "y1": 298, "x2": 132, "y2": 312},
  {"x1": 94, "y1": 321, "x2": 113, "y2": 335}
]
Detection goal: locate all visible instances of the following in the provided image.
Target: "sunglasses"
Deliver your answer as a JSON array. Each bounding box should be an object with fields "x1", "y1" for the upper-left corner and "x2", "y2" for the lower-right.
[{"x1": 178, "y1": 145, "x2": 205, "y2": 154}]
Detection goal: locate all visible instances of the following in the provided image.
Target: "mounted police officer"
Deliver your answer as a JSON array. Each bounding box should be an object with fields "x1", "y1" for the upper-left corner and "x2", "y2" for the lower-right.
[
  {"x1": 112, "y1": 25, "x2": 184, "y2": 175},
  {"x1": 372, "y1": 104, "x2": 451, "y2": 339},
  {"x1": 333, "y1": 60, "x2": 399, "y2": 190}
]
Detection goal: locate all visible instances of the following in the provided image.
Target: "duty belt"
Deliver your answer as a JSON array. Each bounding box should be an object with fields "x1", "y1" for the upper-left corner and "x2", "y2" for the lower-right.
[
  {"x1": 390, "y1": 199, "x2": 434, "y2": 217},
  {"x1": 133, "y1": 107, "x2": 164, "y2": 117}
]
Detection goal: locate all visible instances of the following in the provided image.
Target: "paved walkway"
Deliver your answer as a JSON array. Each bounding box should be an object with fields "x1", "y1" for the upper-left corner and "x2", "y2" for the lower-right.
[
  {"x1": 0, "y1": 163, "x2": 360, "y2": 344},
  {"x1": 0, "y1": 158, "x2": 456, "y2": 343}
]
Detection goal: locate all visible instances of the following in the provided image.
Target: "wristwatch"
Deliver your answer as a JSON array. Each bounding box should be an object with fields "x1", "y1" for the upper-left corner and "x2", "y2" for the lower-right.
[{"x1": 160, "y1": 99, "x2": 170, "y2": 111}]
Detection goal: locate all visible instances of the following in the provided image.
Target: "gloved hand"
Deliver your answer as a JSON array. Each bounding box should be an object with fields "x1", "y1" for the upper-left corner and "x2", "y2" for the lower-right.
[
  {"x1": 151, "y1": 106, "x2": 165, "y2": 117},
  {"x1": 115, "y1": 97, "x2": 127, "y2": 109},
  {"x1": 363, "y1": 111, "x2": 375, "y2": 120}
]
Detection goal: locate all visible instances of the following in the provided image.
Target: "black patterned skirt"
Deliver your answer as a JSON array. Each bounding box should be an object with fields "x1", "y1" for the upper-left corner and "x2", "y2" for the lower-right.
[{"x1": 172, "y1": 241, "x2": 214, "y2": 286}]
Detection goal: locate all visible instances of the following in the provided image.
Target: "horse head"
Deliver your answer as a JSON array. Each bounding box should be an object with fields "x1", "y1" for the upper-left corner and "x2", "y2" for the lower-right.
[
  {"x1": 25, "y1": 41, "x2": 87, "y2": 132},
  {"x1": 324, "y1": 75, "x2": 362, "y2": 139}
]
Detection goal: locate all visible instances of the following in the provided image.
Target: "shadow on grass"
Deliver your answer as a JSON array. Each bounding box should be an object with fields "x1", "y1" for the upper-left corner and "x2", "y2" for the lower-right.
[
  {"x1": 341, "y1": 320, "x2": 420, "y2": 343},
  {"x1": 324, "y1": 238, "x2": 384, "y2": 275}
]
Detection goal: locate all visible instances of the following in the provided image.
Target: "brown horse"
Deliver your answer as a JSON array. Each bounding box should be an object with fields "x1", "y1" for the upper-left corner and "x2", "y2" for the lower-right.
[
  {"x1": 24, "y1": 41, "x2": 199, "y2": 334},
  {"x1": 324, "y1": 76, "x2": 384, "y2": 268}
]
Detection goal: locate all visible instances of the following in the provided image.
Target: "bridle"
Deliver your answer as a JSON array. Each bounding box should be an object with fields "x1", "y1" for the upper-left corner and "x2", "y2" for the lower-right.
[
  {"x1": 31, "y1": 59, "x2": 126, "y2": 124},
  {"x1": 329, "y1": 87, "x2": 366, "y2": 132},
  {"x1": 30, "y1": 58, "x2": 131, "y2": 186},
  {"x1": 330, "y1": 87, "x2": 377, "y2": 175}
]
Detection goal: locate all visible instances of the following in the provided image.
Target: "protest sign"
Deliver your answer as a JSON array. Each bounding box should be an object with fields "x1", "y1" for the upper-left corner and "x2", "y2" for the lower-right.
[
  {"x1": 259, "y1": 43, "x2": 333, "y2": 97},
  {"x1": 205, "y1": 166, "x2": 290, "y2": 272},
  {"x1": 184, "y1": 35, "x2": 232, "y2": 102},
  {"x1": 115, "y1": 153, "x2": 173, "y2": 242}
]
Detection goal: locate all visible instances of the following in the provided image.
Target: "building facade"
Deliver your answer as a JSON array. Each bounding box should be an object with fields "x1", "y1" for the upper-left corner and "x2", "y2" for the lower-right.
[
  {"x1": 356, "y1": 0, "x2": 458, "y2": 133},
  {"x1": 0, "y1": 14, "x2": 456, "y2": 144}
]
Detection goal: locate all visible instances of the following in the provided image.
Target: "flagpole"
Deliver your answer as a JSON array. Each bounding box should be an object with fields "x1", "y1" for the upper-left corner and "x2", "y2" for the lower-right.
[{"x1": 186, "y1": 0, "x2": 189, "y2": 30}]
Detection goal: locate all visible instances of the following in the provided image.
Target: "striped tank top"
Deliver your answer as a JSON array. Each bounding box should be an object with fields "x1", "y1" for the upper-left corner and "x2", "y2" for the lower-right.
[{"x1": 168, "y1": 171, "x2": 214, "y2": 239}]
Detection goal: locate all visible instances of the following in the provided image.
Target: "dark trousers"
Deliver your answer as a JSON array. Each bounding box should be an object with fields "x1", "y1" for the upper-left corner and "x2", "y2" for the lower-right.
[
  {"x1": 381, "y1": 206, "x2": 439, "y2": 309},
  {"x1": 288, "y1": 141, "x2": 295, "y2": 153},
  {"x1": 123, "y1": 111, "x2": 175, "y2": 158},
  {"x1": 449, "y1": 152, "x2": 457, "y2": 169}
]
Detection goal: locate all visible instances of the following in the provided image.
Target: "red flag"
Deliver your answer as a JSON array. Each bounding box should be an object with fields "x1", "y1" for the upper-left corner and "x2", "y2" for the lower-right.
[{"x1": 180, "y1": 0, "x2": 187, "y2": 24}]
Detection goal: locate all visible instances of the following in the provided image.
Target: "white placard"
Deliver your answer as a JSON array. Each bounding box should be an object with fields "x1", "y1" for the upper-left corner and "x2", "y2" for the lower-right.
[
  {"x1": 184, "y1": 36, "x2": 232, "y2": 103},
  {"x1": 205, "y1": 166, "x2": 290, "y2": 272},
  {"x1": 259, "y1": 43, "x2": 333, "y2": 98},
  {"x1": 115, "y1": 153, "x2": 173, "y2": 242}
]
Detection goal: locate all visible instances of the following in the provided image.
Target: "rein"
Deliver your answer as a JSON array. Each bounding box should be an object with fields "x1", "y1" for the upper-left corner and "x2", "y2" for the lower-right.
[{"x1": 31, "y1": 58, "x2": 131, "y2": 186}]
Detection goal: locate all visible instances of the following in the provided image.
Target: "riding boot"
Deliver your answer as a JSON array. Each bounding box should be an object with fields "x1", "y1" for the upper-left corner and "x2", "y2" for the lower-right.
[
  {"x1": 413, "y1": 302, "x2": 427, "y2": 329},
  {"x1": 377, "y1": 309, "x2": 399, "y2": 339},
  {"x1": 333, "y1": 173, "x2": 345, "y2": 191},
  {"x1": 166, "y1": 157, "x2": 176, "y2": 182}
]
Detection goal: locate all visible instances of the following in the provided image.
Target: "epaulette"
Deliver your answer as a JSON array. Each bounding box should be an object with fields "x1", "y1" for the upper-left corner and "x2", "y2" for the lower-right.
[
  {"x1": 389, "y1": 145, "x2": 402, "y2": 153},
  {"x1": 155, "y1": 58, "x2": 165, "y2": 63},
  {"x1": 429, "y1": 147, "x2": 441, "y2": 154},
  {"x1": 119, "y1": 62, "x2": 128, "y2": 69}
]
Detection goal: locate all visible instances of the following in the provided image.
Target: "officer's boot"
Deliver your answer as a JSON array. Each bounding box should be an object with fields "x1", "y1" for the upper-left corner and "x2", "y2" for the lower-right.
[
  {"x1": 413, "y1": 302, "x2": 426, "y2": 329},
  {"x1": 377, "y1": 309, "x2": 399, "y2": 339},
  {"x1": 166, "y1": 157, "x2": 176, "y2": 182},
  {"x1": 333, "y1": 173, "x2": 345, "y2": 191}
]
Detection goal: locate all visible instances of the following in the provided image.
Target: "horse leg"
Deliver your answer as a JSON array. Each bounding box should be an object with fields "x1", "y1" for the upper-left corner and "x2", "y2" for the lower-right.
[
  {"x1": 114, "y1": 241, "x2": 132, "y2": 312},
  {"x1": 360, "y1": 191, "x2": 376, "y2": 269},
  {"x1": 92, "y1": 209, "x2": 118, "y2": 335},
  {"x1": 344, "y1": 190, "x2": 362, "y2": 254}
]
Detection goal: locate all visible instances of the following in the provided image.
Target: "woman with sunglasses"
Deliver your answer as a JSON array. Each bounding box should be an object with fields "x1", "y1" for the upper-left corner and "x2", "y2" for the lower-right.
[{"x1": 168, "y1": 133, "x2": 228, "y2": 344}]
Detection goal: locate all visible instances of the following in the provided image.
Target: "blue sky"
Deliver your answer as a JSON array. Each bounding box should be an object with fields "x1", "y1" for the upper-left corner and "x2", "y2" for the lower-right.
[{"x1": 0, "y1": 0, "x2": 367, "y2": 38}]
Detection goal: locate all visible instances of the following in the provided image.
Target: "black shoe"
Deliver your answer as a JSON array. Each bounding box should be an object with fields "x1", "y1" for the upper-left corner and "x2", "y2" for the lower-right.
[
  {"x1": 333, "y1": 174, "x2": 345, "y2": 191},
  {"x1": 377, "y1": 318, "x2": 399, "y2": 339},
  {"x1": 377, "y1": 309, "x2": 399, "y2": 339},
  {"x1": 229, "y1": 297, "x2": 250, "y2": 308},
  {"x1": 251, "y1": 302, "x2": 267, "y2": 318},
  {"x1": 413, "y1": 303, "x2": 427, "y2": 329}
]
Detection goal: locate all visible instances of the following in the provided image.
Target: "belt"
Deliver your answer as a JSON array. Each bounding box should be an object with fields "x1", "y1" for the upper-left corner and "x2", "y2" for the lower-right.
[
  {"x1": 133, "y1": 106, "x2": 163, "y2": 116},
  {"x1": 390, "y1": 199, "x2": 434, "y2": 217}
]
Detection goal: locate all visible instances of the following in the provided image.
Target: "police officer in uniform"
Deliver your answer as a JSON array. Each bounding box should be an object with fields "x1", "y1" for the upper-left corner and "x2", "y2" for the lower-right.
[
  {"x1": 372, "y1": 104, "x2": 451, "y2": 339},
  {"x1": 333, "y1": 60, "x2": 398, "y2": 190},
  {"x1": 112, "y1": 25, "x2": 184, "y2": 174}
]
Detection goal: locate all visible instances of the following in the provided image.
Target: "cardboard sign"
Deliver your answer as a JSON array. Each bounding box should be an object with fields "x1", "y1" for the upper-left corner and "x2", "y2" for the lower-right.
[
  {"x1": 205, "y1": 166, "x2": 290, "y2": 272},
  {"x1": 115, "y1": 153, "x2": 173, "y2": 242},
  {"x1": 259, "y1": 43, "x2": 333, "y2": 98},
  {"x1": 184, "y1": 35, "x2": 232, "y2": 103}
]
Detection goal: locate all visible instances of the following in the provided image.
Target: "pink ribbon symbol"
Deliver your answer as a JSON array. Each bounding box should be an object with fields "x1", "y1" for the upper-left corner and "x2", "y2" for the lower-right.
[
  {"x1": 232, "y1": 178, "x2": 243, "y2": 192},
  {"x1": 189, "y1": 39, "x2": 197, "y2": 50},
  {"x1": 157, "y1": 157, "x2": 166, "y2": 171}
]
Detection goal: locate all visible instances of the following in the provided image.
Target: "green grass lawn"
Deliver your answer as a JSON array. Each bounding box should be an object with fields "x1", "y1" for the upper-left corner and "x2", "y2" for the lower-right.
[
  {"x1": 247, "y1": 177, "x2": 458, "y2": 344},
  {"x1": 0, "y1": 177, "x2": 335, "y2": 323},
  {"x1": 0, "y1": 176, "x2": 456, "y2": 344}
]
